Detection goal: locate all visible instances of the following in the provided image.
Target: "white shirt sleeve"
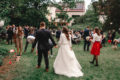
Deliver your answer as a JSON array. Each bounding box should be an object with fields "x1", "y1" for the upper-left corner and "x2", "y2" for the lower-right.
[{"x1": 92, "y1": 34, "x2": 97, "y2": 42}]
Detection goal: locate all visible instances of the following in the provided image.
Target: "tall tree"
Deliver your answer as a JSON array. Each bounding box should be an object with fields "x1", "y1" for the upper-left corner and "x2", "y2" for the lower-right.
[
  {"x1": 54, "y1": 0, "x2": 76, "y2": 26},
  {"x1": 0, "y1": 0, "x2": 51, "y2": 27},
  {"x1": 92, "y1": 0, "x2": 120, "y2": 31},
  {"x1": 0, "y1": 0, "x2": 11, "y2": 25},
  {"x1": 103, "y1": 0, "x2": 120, "y2": 30},
  {"x1": 9, "y1": 0, "x2": 50, "y2": 27},
  {"x1": 74, "y1": 4, "x2": 102, "y2": 28}
]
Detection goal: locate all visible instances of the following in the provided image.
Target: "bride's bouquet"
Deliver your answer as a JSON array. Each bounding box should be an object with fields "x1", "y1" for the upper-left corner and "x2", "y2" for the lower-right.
[{"x1": 86, "y1": 36, "x2": 91, "y2": 41}]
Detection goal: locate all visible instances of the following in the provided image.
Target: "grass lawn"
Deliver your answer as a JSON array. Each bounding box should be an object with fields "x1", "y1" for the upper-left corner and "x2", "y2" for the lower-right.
[{"x1": 0, "y1": 39, "x2": 120, "y2": 80}]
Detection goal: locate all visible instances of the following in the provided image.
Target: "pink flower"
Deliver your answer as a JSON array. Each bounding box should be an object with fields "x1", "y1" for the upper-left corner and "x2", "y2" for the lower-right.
[
  {"x1": 9, "y1": 61, "x2": 12, "y2": 64},
  {"x1": 9, "y1": 49, "x2": 15, "y2": 53},
  {"x1": 108, "y1": 40, "x2": 111, "y2": 43}
]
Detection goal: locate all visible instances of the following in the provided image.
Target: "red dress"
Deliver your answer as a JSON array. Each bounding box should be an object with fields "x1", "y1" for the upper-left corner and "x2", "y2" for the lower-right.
[{"x1": 91, "y1": 41, "x2": 101, "y2": 56}]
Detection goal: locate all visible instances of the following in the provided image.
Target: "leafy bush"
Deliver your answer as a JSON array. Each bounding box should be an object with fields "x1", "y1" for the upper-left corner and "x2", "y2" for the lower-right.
[
  {"x1": 0, "y1": 59, "x2": 3, "y2": 66},
  {"x1": 115, "y1": 32, "x2": 120, "y2": 39},
  {"x1": 0, "y1": 47, "x2": 9, "y2": 56},
  {"x1": 0, "y1": 55, "x2": 4, "y2": 66},
  {"x1": 0, "y1": 47, "x2": 9, "y2": 66},
  {"x1": 0, "y1": 55, "x2": 4, "y2": 59}
]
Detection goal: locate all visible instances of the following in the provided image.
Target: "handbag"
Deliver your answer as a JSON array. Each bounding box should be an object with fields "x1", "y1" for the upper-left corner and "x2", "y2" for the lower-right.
[{"x1": 48, "y1": 39, "x2": 54, "y2": 49}]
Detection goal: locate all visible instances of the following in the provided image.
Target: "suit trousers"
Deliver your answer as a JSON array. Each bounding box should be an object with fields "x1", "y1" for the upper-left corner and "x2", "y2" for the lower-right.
[
  {"x1": 84, "y1": 40, "x2": 90, "y2": 51},
  {"x1": 24, "y1": 40, "x2": 34, "y2": 52},
  {"x1": 38, "y1": 49, "x2": 49, "y2": 69}
]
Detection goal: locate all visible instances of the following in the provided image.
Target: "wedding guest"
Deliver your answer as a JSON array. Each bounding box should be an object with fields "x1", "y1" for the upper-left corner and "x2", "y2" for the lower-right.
[
  {"x1": 72, "y1": 31, "x2": 81, "y2": 44},
  {"x1": 48, "y1": 29, "x2": 55, "y2": 57},
  {"x1": 76, "y1": 32, "x2": 81, "y2": 43},
  {"x1": 107, "y1": 30, "x2": 112, "y2": 44},
  {"x1": 7, "y1": 26, "x2": 13, "y2": 45},
  {"x1": 24, "y1": 26, "x2": 29, "y2": 38},
  {"x1": 6, "y1": 26, "x2": 9, "y2": 44},
  {"x1": 118, "y1": 27, "x2": 120, "y2": 34},
  {"x1": 111, "y1": 29, "x2": 116, "y2": 44},
  {"x1": 80, "y1": 30, "x2": 84, "y2": 38},
  {"x1": 52, "y1": 29, "x2": 56, "y2": 36},
  {"x1": 12, "y1": 24, "x2": 17, "y2": 47},
  {"x1": 90, "y1": 27, "x2": 102, "y2": 66},
  {"x1": 56, "y1": 28, "x2": 61, "y2": 41},
  {"x1": 16, "y1": 26, "x2": 24, "y2": 56},
  {"x1": 48, "y1": 39, "x2": 54, "y2": 57},
  {"x1": 24, "y1": 27, "x2": 35, "y2": 52},
  {"x1": 83, "y1": 26, "x2": 90, "y2": 51},
  {"x1": 101, "y1": 31, "x2": 106, "y2": 47}
]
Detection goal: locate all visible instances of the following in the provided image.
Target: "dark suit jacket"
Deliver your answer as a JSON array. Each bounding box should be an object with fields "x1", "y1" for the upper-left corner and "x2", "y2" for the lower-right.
[
  {"x1": 56, "y1": 30, "x2": 61, "y2": 38},
  {"x1": 83, "y1": 29, "x2": 90, "y2": 40},
  {"x1": 112, "y1": 32, "x2": 116, "y2": 39},
  {"x1": 7, "y1": 27, "x2": 13, "y2": 38},
  {"x1": 32, "y1": 29, "x2": 56, "y2": 51}
]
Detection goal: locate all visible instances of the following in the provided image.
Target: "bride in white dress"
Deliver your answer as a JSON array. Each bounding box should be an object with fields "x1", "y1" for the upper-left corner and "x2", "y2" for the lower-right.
[{"x1": 53, "y1": 27, "x2": 83, "y2": 78}]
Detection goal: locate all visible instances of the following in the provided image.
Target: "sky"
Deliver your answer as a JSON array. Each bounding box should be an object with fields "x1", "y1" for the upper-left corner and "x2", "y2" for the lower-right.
[
  {"x1": 55, "y1": 0, "x2": 92, "y2": 9},
  {"x1": 85, "y1": 0, "x2": 92, "y2": 9}
]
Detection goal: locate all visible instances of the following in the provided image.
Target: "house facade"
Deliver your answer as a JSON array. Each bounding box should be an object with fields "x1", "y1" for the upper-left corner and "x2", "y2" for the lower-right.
[{"x1": 47, "y1": 1, "x2": 85, "y2": 26}]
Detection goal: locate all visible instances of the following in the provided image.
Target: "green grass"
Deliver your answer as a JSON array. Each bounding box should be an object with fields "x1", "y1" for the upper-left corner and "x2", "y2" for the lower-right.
[{"x1": 0, "y1": 40, "x2": 120, "y2": 80}]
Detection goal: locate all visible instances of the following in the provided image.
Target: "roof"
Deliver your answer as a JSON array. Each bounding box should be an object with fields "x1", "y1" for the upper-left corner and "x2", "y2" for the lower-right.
[{"x1": 56, "y1": 2, "x2": 85, "y2": 12}]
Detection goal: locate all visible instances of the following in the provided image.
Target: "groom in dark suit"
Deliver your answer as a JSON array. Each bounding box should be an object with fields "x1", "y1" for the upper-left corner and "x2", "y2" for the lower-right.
[{"x1": 32, "y1": 22, "x2": 57, "y2": 72}]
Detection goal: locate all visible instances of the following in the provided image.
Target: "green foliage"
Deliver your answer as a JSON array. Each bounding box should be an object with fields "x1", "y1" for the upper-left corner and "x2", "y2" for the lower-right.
[
  {"x1": 74, "y1": 16, "x2": 85, "y2": 24},
  {"x1": 103, "y1": 0, "x2": 120, "y2": 31},
  {"x1": 85, "y1": 10, "x2": 102, "y2": 27},
  {"x1": 0, "y1": 55, "x2": 4, "y2": 59},
  {"x1": 54, "y1": 0, "x2": 75, "y2": 26},
  {"x1": 92, "y1": 0, "x2": 120, "y2": 31},
  {"x1": 56, "y1": 12, "x2": 73, "y2": 25},
  {"x1": 115, "y1": 32, "x2": 120, "y2": 39},
  {"x1": 0, "y1": 0, "x2": 51, "y2": 27},
  {"x1": 0, "y1": 0, "x2": 11, "y2": 26},
  {"x1": 68, "y1": 24, "x2": 85, "y2": 30},
  {"x1": 49, "y1": 22, "x2": 57, "y2": 29},
  {"x1": 61, "y1": 0, "x2": 76, "y2": 8},
  {"x1": 0, "y1": 47, "x2": 9, "y2": 56},
  {"x1": 0, "y1": 27, "x2": 6, "y2": 33},
  {"x1": 0, "y1": 0, "x2": 76, "y2": 27},
  {"x1": 67, "y1": 17, "x2": 73, "y2": 23},
  {"x1": 0, "y1": 55, "x2": 4, "y2": 66},
  {"x1": 0, "y1": 47, "x2": 9, "y2": 66},
  {"x1": 56, "y1": 12, "x2": 68, "y2": 20},
  {"x1": 0, "y1": 59, "x2": 3, "y2": 66},
  {"x1": 74, "y1": 5, "x2": 102, "y2": 28}
]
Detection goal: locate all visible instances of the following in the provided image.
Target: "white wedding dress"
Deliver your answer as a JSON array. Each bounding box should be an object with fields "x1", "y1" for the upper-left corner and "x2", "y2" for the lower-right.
[{"x1": 53, "y1": 33, "x2": 83, "y2": 78}]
